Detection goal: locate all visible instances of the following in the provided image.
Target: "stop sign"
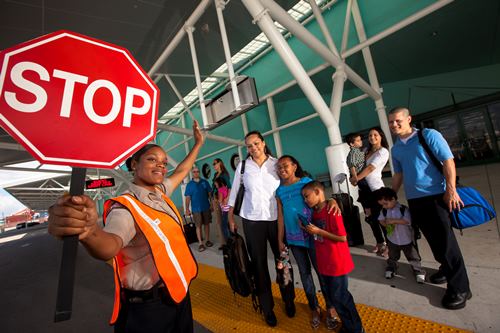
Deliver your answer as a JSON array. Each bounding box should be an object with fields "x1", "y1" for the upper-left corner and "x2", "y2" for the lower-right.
[{"x1": 0, "y1": 30, "x2": 159, "y2": 168}]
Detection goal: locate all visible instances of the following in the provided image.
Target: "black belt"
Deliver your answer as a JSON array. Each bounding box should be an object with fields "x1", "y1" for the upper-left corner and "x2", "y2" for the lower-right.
[{"x1": 122, "y1": 283, "x2": 166, "y2": 304}]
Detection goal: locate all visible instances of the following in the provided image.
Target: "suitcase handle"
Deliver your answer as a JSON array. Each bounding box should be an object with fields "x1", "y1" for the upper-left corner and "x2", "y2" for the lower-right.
[{"x1": 333, "y1": 173, "x2": 350, "y2": 196}]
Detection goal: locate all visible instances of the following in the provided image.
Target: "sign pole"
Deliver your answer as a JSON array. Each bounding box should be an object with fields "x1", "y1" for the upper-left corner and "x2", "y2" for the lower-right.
[{"x1": 54, "y1": 167, "x2": 87, "y2": 322}]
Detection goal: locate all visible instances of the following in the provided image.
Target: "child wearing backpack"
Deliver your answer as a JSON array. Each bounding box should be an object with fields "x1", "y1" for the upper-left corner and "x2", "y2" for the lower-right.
[
  {"x1": 302, "y1": 181, "x2": 364, "y2": 333},
  {"x1": 375, "y1": 187, "x2": 426, "y2": 283}
]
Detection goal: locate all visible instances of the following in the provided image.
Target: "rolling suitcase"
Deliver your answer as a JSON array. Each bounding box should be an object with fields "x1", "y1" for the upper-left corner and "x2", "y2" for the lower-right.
[
  {"x1": 183, "y1": 214, "x2": 198, "y2": 244},
  {"x1": 331, "y1": 174, "x2": 364, "y2": 246}
]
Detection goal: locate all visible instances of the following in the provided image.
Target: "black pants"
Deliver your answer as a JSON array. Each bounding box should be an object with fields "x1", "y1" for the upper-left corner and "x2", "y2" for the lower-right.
[
  {"x1": 359, "y1": 187, "x2": 387, "y2": 244},
  {"x1": 242, "y1": 218, "x2": 295, "y2": 314},
  {"x1": 114, "y1": 291, "x2": 193, "y2": 333},
  {"x1": 408, "y1": 194, "x2": 470, "y2": 294}
]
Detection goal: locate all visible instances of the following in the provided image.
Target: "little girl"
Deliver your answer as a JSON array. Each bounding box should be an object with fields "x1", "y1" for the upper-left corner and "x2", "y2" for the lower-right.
[
  {"x1": 214, "y1": 177, "x2": 231, "y2": 243},
  {"x1": 276, "y1": 155, "x2": 340, "y2": 329}
]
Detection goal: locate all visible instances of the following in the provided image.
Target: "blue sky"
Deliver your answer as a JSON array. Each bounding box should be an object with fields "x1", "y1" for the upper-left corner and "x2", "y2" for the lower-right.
[
  {"x1": 0, "y1": 187, "x2": 26, "y2": 217},
  {"x1": 0, "y1": 161, "x2": 68, "y2": 218}
]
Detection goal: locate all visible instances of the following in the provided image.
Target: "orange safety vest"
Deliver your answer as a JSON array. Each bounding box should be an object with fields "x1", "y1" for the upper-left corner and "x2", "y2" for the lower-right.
[{"x1": 103, "y1": 192, "x2": 198, "y2": 325}]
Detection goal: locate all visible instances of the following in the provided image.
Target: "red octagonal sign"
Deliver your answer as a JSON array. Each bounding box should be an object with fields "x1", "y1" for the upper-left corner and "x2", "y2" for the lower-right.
[{"x1": 0, "y1": 30, "x2": 159, "y2": 168}]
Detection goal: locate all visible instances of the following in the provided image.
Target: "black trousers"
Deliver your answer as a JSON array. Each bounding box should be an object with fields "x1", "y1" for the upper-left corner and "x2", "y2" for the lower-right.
[
  {"x1": 114, "y1": 291, "x2": 193, "y2": 333},
  {"x1": 242, "y1": 218, "x2": 295, "y2": 314},
  {"x1": 408, "y1": 194, "x2": 470, "y2": 294},
  {"x1": 359, "y1": 186, "x2": 387, "y2": 244}
]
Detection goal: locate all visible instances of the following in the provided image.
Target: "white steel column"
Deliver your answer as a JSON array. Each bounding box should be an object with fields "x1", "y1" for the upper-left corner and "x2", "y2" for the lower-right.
[
  {"x1": 343, "y1": 0, "x2": 454, "y2": 58},
  {"x1": 309, "y1": 0, "x2": 339, "y2": 57},
  {"x1": 259, "y1": 0, "x2": 380, "y2": 101},
  {"x1": 148, "y1": 0, "x2": 212, "y2": 76},
  {"x1": 351, "y1": 0, "x2": 394, "y2": 155},
  {"x1": 241, "y1": 113, "x2": 249, "y2": 135},
  {"x1": 158, "y1": 123, "x2": 244, "y2": 146},
  {"x1": 341, "y1": 0, "x2": 353, "y2": 54},
  {"x1": 330, "y1": 66, "x2": 347, "y2": 123},
  {"x1": 266, "y1": 97, "x2": 283, "y2": 157},
  {"x1": 181, "y1": 114, "x2": 191, "y2": 155},
  {"x1": 164, "y1": 74, "x2": 195, "y2": 120},
  {"x1": 241, "y1": 0, "x2": 340, "y2": 144},
  {"x1": 241, "y1": 0, "x2": 347, "y2": 185},
  {"x1": 215, "y1": 0, "x2": 241, "y2": 109},
  {"x1": 186, "y1": 26, "x2": 209, "y2": 128}
]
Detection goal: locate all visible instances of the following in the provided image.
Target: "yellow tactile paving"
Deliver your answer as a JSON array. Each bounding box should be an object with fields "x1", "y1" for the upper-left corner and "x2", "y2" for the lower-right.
[{"x1": 190, "y1": 264, "x2": 472, "y2": 333}]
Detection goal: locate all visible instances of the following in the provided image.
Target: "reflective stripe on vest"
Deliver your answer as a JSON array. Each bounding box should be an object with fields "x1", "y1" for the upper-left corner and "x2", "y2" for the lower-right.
[{"x1": 103, "y1": 193, "x2": 197, "y2": 325}]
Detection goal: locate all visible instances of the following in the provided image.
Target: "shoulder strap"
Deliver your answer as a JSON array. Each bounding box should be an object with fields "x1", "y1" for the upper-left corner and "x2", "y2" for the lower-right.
[
  {"x1": 239, "y1": 160, "x2": 246, "y2": 185},
  {"x1": 399, "y1": 204, "x2": 407, "y2": 218},
  {"x1": 417, "y1": 129, "x2": 443, "y2": 174},
  {"x1": 240, "y1": 160, "x2": 246, "y2": 175}
]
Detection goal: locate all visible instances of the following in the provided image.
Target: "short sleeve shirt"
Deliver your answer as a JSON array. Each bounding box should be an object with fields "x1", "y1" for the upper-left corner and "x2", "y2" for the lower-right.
[
  {"x1": 312, "y1": 206, "x2": 354, "y2": 277},
  {"x1": 184, "y1": 179, "x2": 211, "y2": 213},
  {"x1": 103, "y1": 179, "x2": 180, "y2": 290},
  {"x1": 377, "y1": 203, "x2": 413, "y2": 246},
  {"x1": 276, "y1": 177, "x2": 313, "y2": 248},
  {"x1": 391, "y1": 128, "x2": 453, "y2": 199},
  {"x1": 346, "y1": 147, "x2": 365, "y2": 173}
]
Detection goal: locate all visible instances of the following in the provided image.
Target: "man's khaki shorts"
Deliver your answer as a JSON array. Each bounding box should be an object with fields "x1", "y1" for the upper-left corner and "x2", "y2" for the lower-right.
[{"x1": 192, "y1": 209, "x2": 212, "y2": 227}]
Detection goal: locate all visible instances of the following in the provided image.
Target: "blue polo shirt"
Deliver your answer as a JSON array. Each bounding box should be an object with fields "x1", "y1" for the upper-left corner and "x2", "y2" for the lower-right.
[
  {"x1": 185, "y1": 179, "x2": 211, "y2": 212},
  {"x1": 391, "y1": 128, "x2": 453, "y2": 200}
]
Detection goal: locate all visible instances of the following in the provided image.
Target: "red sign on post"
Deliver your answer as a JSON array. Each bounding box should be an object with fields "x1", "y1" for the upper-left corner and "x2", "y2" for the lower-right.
[{"x1": 0, "y1": 30, "x2": 159, "y2": 168}]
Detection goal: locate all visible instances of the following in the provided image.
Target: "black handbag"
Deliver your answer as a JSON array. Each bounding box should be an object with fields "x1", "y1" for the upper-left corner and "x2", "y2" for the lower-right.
[{"x1": 233, "y1": 160, "x2": 246, "y2": 216}]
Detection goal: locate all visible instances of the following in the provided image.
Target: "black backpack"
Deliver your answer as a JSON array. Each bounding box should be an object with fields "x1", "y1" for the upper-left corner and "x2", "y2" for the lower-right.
[{"x1": 222, "y1": 232, "x2": 259, "y2": 311}]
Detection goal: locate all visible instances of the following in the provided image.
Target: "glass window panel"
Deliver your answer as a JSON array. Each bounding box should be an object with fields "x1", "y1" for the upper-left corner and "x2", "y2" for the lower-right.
[
  {"x1": 435, "y1": 116, "x2": 466, "y2": 162},
  {"x1": 461, "y1": 109, "x2": 494, "y2": 159}
]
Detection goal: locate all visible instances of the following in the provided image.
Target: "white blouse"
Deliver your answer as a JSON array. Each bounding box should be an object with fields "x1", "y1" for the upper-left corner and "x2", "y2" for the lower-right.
[
  {"x1": 228, "y1": 156, "x2": 280, "y2": 221},
  {"x1": 364, "y1": 147, "x2": 389, "y2": 191}
]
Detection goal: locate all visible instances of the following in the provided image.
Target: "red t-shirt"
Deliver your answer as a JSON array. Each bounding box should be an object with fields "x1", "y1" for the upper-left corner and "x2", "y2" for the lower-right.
[{"x1": 312, "y1": 206, "x2": 354, "y2": 277}]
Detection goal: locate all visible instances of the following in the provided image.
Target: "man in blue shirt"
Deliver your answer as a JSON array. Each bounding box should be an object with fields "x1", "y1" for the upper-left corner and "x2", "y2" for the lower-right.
[
  {"x1": 185, "y1": 167, "x2": 213, "y2": 252},
  {"x1": 389, "y1": 107, "x2": 471, "y2": 310}
]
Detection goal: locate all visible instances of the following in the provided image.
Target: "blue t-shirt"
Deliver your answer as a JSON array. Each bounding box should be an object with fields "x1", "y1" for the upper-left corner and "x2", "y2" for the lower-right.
[
  {"x1": 391, "y1": 128, "x2": 453, "y2": 200},
  {"x1": 276, "y1": 177, "x2": 313, "y2": 248},
  {"x1": 185, "y1": 179, "x2": 211, "y2": 212}
]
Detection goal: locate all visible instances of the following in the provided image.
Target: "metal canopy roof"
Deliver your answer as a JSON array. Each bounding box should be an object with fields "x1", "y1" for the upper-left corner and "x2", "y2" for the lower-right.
[{"x1": 1, "y1": 0, "x2": 499, "y2": 211}]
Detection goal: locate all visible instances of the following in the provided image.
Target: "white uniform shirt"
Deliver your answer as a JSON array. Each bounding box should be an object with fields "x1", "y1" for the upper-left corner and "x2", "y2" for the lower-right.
[
  {"x1": 103, "y1": 179, "x2": 179, "y2": 290},
  {"x1": 228, "y1": 156, "x2": 280, "y2": 221},
  {"x1": 364, "y1": 147, "x2": 389, "y2": 191}
]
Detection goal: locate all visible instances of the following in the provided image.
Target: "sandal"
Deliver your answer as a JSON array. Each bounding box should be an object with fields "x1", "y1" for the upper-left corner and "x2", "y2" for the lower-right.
[
  {"x1": 198, "y1": 244, "x2": 206, "y2": 252},
  {"x1": 310, "y1": 308, "x2": 321, "y2": 329},
  {"x1": 205, "y1": 240, "x2": 213, "y2": 247},
  {"x1": 326, "y1": 314, "x2": 340, "y2": 330}
]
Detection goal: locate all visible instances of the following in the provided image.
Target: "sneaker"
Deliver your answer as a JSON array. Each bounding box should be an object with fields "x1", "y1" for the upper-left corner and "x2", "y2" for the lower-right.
[
  {"x1": 326, "y1": 315, "x2": 340, "y2": 330},
  {"x1": 377, "y1": 243, "x2": 388, "y2": 257},
  {"x1": 416, "y1": 274, "x2": 426, "y2": 284},
  {"x1": 205, "y1": 240, "x2": 213, "y2": 247},
  {"x1": 198, "y1": 244, "x2": 206, "y2": 252},
  {"x1": 264, "y1": 311, "x2": 277, "y2": 327},
  {"x1": 385, "y1": 270, "x2": 394, "y2": 279},
  {"x1": 310, "y1": 308, "x2": 321, "y2": 329}
]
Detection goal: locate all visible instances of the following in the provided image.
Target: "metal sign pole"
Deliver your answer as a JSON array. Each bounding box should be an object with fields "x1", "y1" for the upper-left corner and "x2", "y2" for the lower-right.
[{"x1": 54, "y1": 167, "x2": 87, "y2": 322}]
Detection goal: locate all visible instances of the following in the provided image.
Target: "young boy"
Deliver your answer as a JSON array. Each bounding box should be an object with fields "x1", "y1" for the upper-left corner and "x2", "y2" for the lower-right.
[
  {"x1": 302, "y1": 181, "x2": 364, "y2": 333},
  {"x1": 375, "y1": 187, "x2": 426, "y2": 283},
  {"x1": 345, "y1": 133, "x2": 366, "y2": 187}
]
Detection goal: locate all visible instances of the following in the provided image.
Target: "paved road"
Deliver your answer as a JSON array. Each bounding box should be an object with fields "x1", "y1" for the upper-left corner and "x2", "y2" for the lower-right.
[{"x1": 0, "y1": 226, "x2": 210, "y2": 333}]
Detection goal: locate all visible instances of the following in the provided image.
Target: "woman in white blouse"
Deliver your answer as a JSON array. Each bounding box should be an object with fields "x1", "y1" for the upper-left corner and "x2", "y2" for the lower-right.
[
  {"x1": 350, "y1": 127, "x2": 390, "y2": 256},
  {"x1": 228, "y1": 131, "x2": 294, "y2": 327}
]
